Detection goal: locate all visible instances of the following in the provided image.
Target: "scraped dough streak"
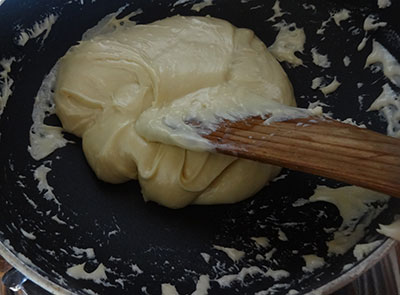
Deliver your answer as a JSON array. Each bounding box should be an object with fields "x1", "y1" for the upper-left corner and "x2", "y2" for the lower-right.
[
  {"x1": 269, "y1": 22, "x2": 305, "y2": 67},
  {"x1": 54, "y1": 16, "x2": 295, "y2": 208}
]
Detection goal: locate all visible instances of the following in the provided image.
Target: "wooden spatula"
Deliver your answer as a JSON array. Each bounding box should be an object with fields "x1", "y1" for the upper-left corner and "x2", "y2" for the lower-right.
[{"x1": 200, "y1": 115, "x2": 400, "y2": 198}]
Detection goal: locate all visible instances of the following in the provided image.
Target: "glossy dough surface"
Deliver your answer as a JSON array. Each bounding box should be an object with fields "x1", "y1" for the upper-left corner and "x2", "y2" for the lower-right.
[{"x1": 55, "y1": 16, "x2": 295, "y2": 208}]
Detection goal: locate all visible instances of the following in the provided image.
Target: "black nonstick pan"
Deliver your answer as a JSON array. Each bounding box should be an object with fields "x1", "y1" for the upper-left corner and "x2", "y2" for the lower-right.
[{"x1": 0, "y1": 0, "x2": 399, "y2": 294}]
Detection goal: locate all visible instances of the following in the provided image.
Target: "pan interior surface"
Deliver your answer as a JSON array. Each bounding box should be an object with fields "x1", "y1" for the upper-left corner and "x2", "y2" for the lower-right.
[{"x1": 0, "y1": 0, "x2": 399, "y2": 294}]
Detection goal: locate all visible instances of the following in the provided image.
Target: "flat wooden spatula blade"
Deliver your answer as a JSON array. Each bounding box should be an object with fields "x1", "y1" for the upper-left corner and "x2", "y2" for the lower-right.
[{"x1": 202, "y1": 116, "x2": 400, "y2": 198}]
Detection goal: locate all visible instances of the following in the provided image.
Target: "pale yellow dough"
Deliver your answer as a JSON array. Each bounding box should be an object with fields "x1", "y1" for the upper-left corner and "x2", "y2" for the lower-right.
[{"x1": 55, "y1": 15, "x2": 295, "y2": 208}]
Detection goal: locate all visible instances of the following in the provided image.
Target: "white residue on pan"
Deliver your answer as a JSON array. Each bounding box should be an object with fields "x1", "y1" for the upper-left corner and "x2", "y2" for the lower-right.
[
  {"x1": 317, "y1": 9, "x2": 351, "y2": 35},
  {"x1": 192, "y1": 275, "x2": 210, "y2": 295},
  {"x1": 311, "y1": 77, "x2": 324, "y2": 90},
  {"x1": 213, "y1": 245, "x2": 245, "y2": 262},
  {"x1": 342, "y1": 263, "x2": 354, "y2": 272},
  {"x1": 0, "y1": 57, "x2": 15, "y2": 116},
  {"x1": 255, "y1": 254, "x2": 264, "y2": 261},
  {"x1": 311, "y1": 48, "x2": 331, "y2": 68},
  {"x1": 28, "y1": 64, "x2": 70, "y2": 160},
  {"x1": 353, "y1": 240, "x2": 382, "y2": 261},
  {"x1": 269, "y1": 22, "x2": 305, "y2": 66},
  {"x1": 332, "y1": 9, "x2": 351, "y2": 26},
  {"x1": 23, "y1": 192, "x2": 38, "y2": 209},
  {"x1": 317, "y1": 17, "x2": 331, "y2": 35},
  {"x1": 378, "y1": 218, "x2": 400, "y2": 241},
  {"x1": 308, "y1": 186, "x2": 389, "y2": 255},
  {"x1": 358, "y1": 95, "x2": 365, "y2": 109},
  {"x1": 34, "y1": 164, "x2": 61, "y2": 206},
  {"x1": 16, "y1": 14, "x2": 58, "y2": 46},
  {"x1": 66, "y1": 262, "x2": 107, "y2": 283},
  {"x1": 172, "y1": 0, "x2": 190, "y2": 7},
  {"x1": 277, "y1": 229, "x2": 288, "y2": 241},
  {"x1": 267, "y1": 285, "x2": 299, "y2": 295},
  {"x1": 367, "y1": 83, "x2": 400, "y2": 137},
  {"x1": 51, "y1": 214, "x2": 67, "y2": 225},
  {"x1": 82, "y1": 289, "x2": 100, "y2": 295},
  {"x1": 8, "y1": 158, "x2": 14, "y2": 171},
  {"x1": 348, "y1": 26, "x2": 362, "y2": 36},
  {"x1": 108, "y1": 229, "x2": 120, "y2": 238},
  {"x1": 357, "y1": 15, "x2": 387, "y2": 51},
  {"x1": 307, "y1": 99, "x2": 329, "y2": 110},
  {"x1": 107, "y1": 8, "x2": 143, "y2": 29},
  {"x1": 357, "y1": 36, "x2": 368, "y2": 51},
  {"x1": 377, "y1": 0, "x2": 391, "y2": 8},
  {"x1": 107, "y1": 256, "x2": 121, "y2": 263},
  {"x1": 200, "y1": 252, "x2": 211, "y2": 263},
  {"x1": 16, "y1": 180, "x2": 25, "y2": 188},
  {"x1": 265, "y1": 248, "x2": 277, "y2": 260},
  {"x1": 191, "y1": 0, "x2": 213, "y2": 12},
  {"x1": 81, "y1": 6, "x2": 141, "y2": 40},
  {"x1": 320, "y1": 77, "x2": 341, "y2": 95},
  {"x1": 343, "y1": 56, "x2": 351, "y2": 66},
  {"x1": 302, "y1": 3, "x2": 316, "y2": 11},
  {"x1": 364, "y1": 15, "x2": 387, "y2": 31},
  {"x1": 311, "y1": 76, "x2": 341, "y2": 95},
  {"x1": 267, "y1": 0, "x2": 287, "y2": 22},
  {"x1": 171, "y1": 0, "x2": 213, "y2": 11},
  {"x1": 20, "y1": 228, "x2": 37, "y2": 240},
  {"x1": 256, "y1": 285, "x2": 300, "y2": 295},
  {"x1": 302, "y1": 255, "x2": 325, "y2": 272},
  {"x1": 3, "y1": 239, "x2": 15, "y2": 251},
  {"x1": 130, "y1": 263, "x2": 144, "y2": 275},
  {"x1": 365, "y1": 40, "x2": 400, "y2": 87},
  {"x1": 339, "y1": 118, "x2": 367, "y2": 128},
  {"x1": 71, "y1": 247, "x2": 96, "y2": 259},
  {"x1": 161, "y1": 283, "x2": 179, "y2": 295},
  {"x1": 272, "y1": 172, "x2": 288, "y2": 182},
  {"x1": 216, "y1": 267, "x2": 261, "y2": 288},
  {"x1": 216, "y1": 266, "x2": 290, "y2": 288},
  {"x1": 17, "y1": 252, "x2": 35, "y2": 267},
  {"x1": 115, "y1": 278, "x2": 128, "y2": 288},
  {"x1": 251, "y1": 237, "x2": 270, "y2": 248},
  {"x1": 261, "y1": 269, "x2": 291, "y2": 281}
]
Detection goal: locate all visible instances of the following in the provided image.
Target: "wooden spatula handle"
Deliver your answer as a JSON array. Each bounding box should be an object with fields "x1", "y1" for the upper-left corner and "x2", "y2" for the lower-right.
[{"x1": 203, "y1": 116, "x2": 400, "y2": 198}]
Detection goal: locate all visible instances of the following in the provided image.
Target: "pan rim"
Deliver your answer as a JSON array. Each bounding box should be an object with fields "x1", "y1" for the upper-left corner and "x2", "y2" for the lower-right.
[
  {"x1": 0, "y1": 241, "x2": 75, "y2": 295},
  {"x1": 305, "y1": 238, "x2": 397, "y2": 295},
  {"x1": 0, "y1": 236, "x2": 395, "y2": 295}
]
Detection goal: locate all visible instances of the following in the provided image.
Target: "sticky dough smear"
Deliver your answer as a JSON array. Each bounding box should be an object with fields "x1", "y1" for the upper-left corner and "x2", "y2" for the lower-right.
[{"x1": 54, "y1": 16, "x2": 295, "y2": 208}]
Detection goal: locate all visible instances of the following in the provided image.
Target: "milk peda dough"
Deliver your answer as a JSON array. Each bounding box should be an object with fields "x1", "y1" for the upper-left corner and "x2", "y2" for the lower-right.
[{"x1": 54, "y1": 15, "x2": 295, "y2": 208}]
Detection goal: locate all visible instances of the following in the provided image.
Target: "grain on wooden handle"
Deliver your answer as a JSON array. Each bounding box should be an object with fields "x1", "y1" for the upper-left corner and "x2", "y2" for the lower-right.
[{"x1": 202, "y1": 116, "x2": 400, "y2": 198}]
